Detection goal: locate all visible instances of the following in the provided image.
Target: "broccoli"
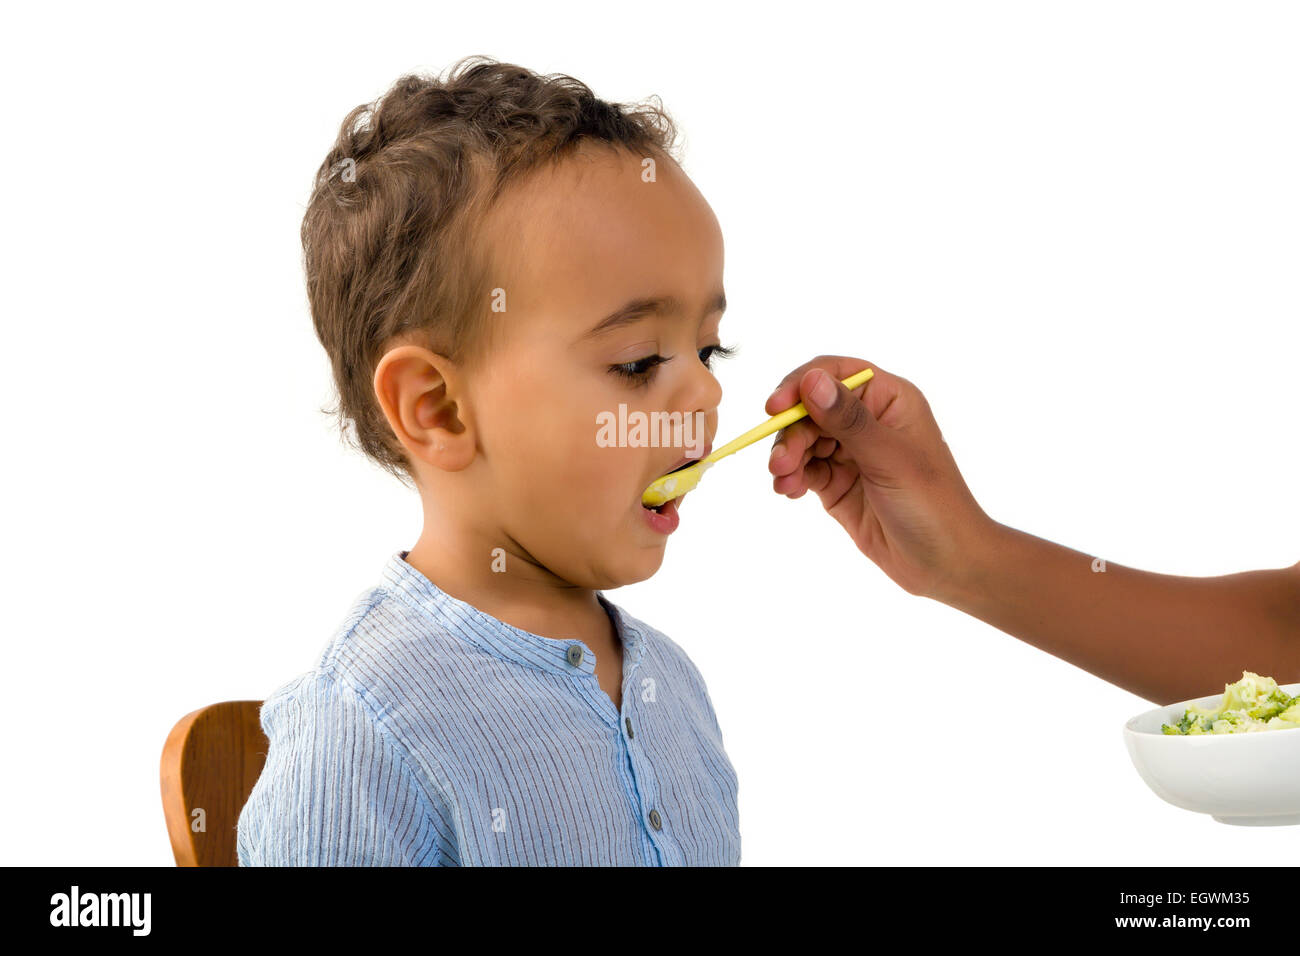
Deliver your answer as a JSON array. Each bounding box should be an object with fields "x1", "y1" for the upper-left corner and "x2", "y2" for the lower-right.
[{"x1": 1160, "y1": 672, "x2": 1299, "y2": 735}]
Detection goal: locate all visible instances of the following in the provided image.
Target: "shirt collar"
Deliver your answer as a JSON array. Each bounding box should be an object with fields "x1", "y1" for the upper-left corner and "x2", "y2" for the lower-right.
[{"x1": 380, "y1": 550, "x2": 645, "y2": 677}]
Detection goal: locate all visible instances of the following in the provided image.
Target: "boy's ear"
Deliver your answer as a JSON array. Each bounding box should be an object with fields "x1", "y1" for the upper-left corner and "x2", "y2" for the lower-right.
[{"x1": 373, "y1": 345, "x2": 475, "y2": 473}]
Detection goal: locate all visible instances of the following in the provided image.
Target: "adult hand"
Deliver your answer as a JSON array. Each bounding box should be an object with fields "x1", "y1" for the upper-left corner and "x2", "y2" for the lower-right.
[
  {"x1": 765, "y1": 356, "x2": 993, "y2": 601},
  {"x1": 766, "y1": 356, "x2": 1300, "y2": 705}
]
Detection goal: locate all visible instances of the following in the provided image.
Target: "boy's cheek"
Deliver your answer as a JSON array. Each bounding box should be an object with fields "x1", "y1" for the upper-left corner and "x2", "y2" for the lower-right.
[{"x1": 582, "y1": 453, "x2": 640, "y2": 512}]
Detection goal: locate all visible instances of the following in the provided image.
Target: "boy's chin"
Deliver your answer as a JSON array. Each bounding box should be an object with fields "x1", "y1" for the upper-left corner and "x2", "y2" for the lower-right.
[{"x1": 608, "y1": 549, "x2": 666, "y2": 587}]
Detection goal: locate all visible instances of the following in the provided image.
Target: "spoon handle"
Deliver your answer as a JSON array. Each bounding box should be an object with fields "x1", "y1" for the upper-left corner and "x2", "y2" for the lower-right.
[{"x1": 702, "y1": 367, "x2": 874, "y2": 465}]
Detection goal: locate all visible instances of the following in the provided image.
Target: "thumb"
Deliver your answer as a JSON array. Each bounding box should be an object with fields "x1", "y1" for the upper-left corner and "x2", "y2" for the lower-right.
[{"x1": 800, "y1": 368, "x2": 875, "y2": 448}]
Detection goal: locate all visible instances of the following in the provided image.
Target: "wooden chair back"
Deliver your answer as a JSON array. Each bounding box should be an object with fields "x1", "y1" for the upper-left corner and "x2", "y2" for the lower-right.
[{"x1": 160, "y1": 700, "x2": 267, "y2": 866}]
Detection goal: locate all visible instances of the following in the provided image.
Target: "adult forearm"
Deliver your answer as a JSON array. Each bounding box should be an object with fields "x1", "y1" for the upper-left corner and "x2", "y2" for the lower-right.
[{"x1": 935, "y1": 520, "x2": 1300, "y2": 703}]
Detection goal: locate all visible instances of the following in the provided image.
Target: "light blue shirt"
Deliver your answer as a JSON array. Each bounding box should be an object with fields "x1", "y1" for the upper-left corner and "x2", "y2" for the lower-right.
[{"x1": 237, "y1": 550, "x2": 740, "y2": 866}]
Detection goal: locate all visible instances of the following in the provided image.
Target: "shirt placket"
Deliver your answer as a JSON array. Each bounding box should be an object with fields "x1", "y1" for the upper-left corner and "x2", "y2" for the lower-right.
[{"x1": 563, "y1": 631, "x2": 679, "y2": 866}]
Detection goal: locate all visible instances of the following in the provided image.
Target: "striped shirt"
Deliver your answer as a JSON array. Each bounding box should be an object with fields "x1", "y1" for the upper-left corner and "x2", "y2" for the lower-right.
[{"x1": 236, "y1": 550, "x2": 740, "y2": 866}]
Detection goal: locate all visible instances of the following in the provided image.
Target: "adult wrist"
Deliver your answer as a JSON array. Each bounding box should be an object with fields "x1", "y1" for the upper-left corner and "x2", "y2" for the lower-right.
[{"x1": 929, "y1": 513, "x2": 1009, "y2": 613}]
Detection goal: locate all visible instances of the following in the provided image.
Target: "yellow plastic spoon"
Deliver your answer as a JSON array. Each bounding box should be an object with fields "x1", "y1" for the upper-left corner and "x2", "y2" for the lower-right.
[{"x1": 641, "y1": 366, "x2": 875, "y2": 507}]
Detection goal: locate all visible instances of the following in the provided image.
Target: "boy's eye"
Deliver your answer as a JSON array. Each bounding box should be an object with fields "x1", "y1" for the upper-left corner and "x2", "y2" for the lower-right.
[
  {"x1": 699, "y1": 343, "x2": 737, "y2": 369},
  {"x1": 608, "y1": 343, "x2": 738, "y2": 387},
  {"x1": 609, "y1": 353, "x2": 670, "y2": 384}
]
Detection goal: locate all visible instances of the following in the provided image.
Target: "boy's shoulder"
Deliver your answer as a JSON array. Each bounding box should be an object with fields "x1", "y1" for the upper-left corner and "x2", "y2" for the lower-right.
[{"x1": 257, "y1": 581, "x2": 455, "y2": 716}]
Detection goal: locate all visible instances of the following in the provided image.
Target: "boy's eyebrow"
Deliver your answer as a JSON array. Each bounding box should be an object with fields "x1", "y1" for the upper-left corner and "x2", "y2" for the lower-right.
[{"x1": 581, "y1": 290, "x2": 727, "y2": 340}]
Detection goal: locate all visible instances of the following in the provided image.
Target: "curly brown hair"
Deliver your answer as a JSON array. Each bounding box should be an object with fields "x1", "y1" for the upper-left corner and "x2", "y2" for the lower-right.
[{"x1": 301, "y1": 55, "x2": 681, "y2": 488}]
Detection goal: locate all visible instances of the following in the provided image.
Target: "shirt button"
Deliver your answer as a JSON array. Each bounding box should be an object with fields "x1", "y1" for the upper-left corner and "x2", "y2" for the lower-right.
[
  {"x1": 625, "y1": 717, "x2": 634, "y2": 738},
  {"x1": 566, "y1": 644, "x2": 584, "y2": 666},
  {"x1": 649, "y1": 809, "x2": 662, "y2": 830}
]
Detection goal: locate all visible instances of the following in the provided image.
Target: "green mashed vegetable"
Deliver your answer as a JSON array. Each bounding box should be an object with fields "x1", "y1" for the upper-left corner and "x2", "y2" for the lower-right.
[{"x1": 1162, "y1": 671, "x2": 1300, "y2": 735}]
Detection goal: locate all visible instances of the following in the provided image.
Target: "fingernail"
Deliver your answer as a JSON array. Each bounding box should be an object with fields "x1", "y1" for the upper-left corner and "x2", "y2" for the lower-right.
[
  {"x1": 770, "y1": 442, "x2": 784, "y2": 464},
  {"x1": 809, "y1": 370, "x2": 836, "y2": 408}
]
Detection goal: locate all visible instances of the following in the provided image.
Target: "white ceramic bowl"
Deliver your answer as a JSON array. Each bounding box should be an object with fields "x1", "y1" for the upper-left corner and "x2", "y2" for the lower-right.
[{"x1": 1123, "y1": 681, "x2": 1300, "y2": 826}]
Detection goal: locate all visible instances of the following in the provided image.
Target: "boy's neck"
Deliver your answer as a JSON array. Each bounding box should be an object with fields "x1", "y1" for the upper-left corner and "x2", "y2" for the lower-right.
[{"x1": 403, "y1": 535, "x2": 616, "y2": 651}]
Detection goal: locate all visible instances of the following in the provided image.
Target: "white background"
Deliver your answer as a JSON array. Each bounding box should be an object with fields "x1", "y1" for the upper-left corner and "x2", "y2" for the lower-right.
[{"x1": 2, "y1": 1, "x2": 1297, "y2": 866}]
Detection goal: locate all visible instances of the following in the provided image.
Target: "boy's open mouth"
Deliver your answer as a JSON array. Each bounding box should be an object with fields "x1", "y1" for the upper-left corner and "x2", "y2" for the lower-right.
[
  {"x1": 640, "y1": 495, "x2": 682, "y2": 519},
  {"x1": 640, "y1": 459, "x2": 698, "y2": 513},
  {"x1": 640, "y1": 442, "x2": 711, "y2": 514},
  {"x1": 642, "y1": 493, "x2": 676, "y2": 514}
]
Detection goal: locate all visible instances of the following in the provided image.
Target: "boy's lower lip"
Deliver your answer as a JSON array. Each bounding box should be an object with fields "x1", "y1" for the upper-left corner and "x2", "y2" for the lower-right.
[{"x1": 640, "y1": 495, "x2": 681, "y2": 534}]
